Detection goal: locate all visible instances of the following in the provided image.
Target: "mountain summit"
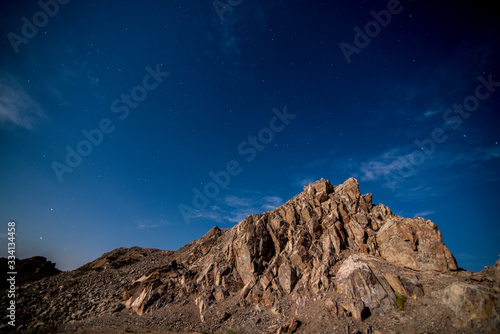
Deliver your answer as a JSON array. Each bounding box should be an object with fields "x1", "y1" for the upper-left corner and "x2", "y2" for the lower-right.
[{"x1": 3, "y1": 178, "x2": 499, "y2": 333}]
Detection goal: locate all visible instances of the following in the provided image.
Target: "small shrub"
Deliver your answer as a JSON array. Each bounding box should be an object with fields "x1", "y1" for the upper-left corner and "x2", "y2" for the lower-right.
[{"x1": 395, "y1": 294, "x2": 407, "y2": 311}]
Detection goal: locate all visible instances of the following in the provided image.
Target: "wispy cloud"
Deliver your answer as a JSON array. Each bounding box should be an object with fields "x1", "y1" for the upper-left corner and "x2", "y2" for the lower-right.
[
  {"x1": 354, "y1": 140, "x2": 500, "y2": 201},
  {"x1": 262, "y1": 196, "x2": 283, "y2": 210},
  {"x1": 225, "y1": 195, "x2": 253, "y2": 207},
  {"x1": 0, "y1": 74, "x2": 45, "y2": 131},
  {"x1": 455, "y1": 253, "x2": 477, "y2": 261},
  {"x1": 135, "y1": 218, "x2": 172, "y2": 230},
  {"x1": 137, "y1": 222, "x2": 160, "y2": 230},
  {"x1": 191, "y1": 193, "x2": 284, "y2": 225},
  {"x1": 422, "y1": 109, "x2": 441, "y2": 118},
  {"x1": 211, "y1": 2, "x2": 277, "y2": 57},
  {"x1": 413, "y1": 210, "x2": 434, "y2": 218},
  {"x1": 358, "y1": 148, "x2": 412, "y2": 182},
  {"x1": 446, "y1": 145, "x2": 500, "y2": 166},
  {"x1": 387, "y1": 40, "x2": 496, "y2": 124},
  {"x1": 359, "y1": 143, "x2": 500, "y2": 182},
  {"x1": 290, "y1": 148, "x2": 359, "y2": 188},
  {"x1": 293, "y1": 176, "x2": 316, "y2": 188}
]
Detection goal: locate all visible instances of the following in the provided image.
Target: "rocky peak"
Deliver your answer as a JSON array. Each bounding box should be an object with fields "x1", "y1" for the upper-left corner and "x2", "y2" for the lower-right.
[
  {"x1": 4, "y1": 178, "x2": 499, "y2": 333},
  {"x1": 121, "y1": 177, "x2": 461, "y2": 322}
]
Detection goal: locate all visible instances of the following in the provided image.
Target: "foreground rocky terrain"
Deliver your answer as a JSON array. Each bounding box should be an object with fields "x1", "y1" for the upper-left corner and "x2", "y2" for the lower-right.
[{"x1": 1, "y1": 178, "x2": 499, "y2": 333}]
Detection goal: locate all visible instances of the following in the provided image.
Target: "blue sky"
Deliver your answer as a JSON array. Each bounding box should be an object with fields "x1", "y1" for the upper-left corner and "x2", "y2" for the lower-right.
[{"x1": 0, "y1": 0, "x2": 499, "y2": 271}]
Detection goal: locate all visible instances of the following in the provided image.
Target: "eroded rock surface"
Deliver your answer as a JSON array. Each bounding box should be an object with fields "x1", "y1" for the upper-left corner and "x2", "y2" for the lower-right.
[
  {"x1": 439, "y1": 282, "x2": 500, "y2": 329},
  {"x1": 119, "y1": 178, "x2": 464, "y2": 327}
]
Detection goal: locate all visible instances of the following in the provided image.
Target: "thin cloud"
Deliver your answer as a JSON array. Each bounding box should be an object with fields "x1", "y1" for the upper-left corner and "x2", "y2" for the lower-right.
[
  {"x1": 225, "y1": 195, "x2": 253, "y2": 207},
  {"x1": 212, "y1": 2, "x2": 277, "y2": 57},
  {"x1": 354, "y1": 141, "x2": 500, "y2": 202},
  {"x1": 190, "y1": 193, "x2": 284, "y2": 225},
  {"x1": 422, "y1": 109, "x2": 441, "y2": 118},
  {"x1": 136, "y1": 221, "x2": 160, "y2": 230},
  {"x1": 413, "y1": 210, "x2": 434, "y2": 218},
  {"x1": 0, "y1": 75, "x2": 45, "y2": 131},
  {"x1": 358, "y1": 148, "x2": 412, "y2": 182},
  {"x1": 387, "y1": 40, "x2": 495, "y2": 123},
  {"x1": 263, "y1": 196, "x2": 283, "y2": 207},
  {"x1": 446, "y1": 145, "x2": 500, "y2": 165},
  {"x1": 455, "y1": 253, "x2": 477, "y2": 261},
  {"x1": 358, "y1": 144, "x2": 500, "y2": 184},
  {"x1": 135, "y1": 218, "x2": 172, "y2": 230},
  {"x1": 294, "y1": 177, "x2": 316, "y2": 187}
]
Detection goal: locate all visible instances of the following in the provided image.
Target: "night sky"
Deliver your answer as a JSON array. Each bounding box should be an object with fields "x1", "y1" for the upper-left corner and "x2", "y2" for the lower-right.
[{"x1": 1, "y1": 0, "x2": 499, "y2": 272}]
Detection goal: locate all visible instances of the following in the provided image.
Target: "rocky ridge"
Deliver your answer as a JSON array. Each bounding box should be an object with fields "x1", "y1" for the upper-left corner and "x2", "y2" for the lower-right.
[
  {"x1": 1, "y1": 178, "x2": 499, "y2": 333},
  {"x1": 0, "y1": 256, "x2": 60, "y2": 289}
]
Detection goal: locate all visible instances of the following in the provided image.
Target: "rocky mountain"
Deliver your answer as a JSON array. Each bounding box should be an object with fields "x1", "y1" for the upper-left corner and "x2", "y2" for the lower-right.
[{"x1": 1, "y1": 178, "x2": 499, "y2": 333}]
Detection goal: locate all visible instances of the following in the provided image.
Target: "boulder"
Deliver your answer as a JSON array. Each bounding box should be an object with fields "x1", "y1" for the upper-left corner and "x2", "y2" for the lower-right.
[
  {"x1": 439, "y1": 282, "x2": 500, "y2": 329},
  {"x1": 335, "y1": 255, "x2": 396, "y2": 317},
  {"x1": 376, "y1": 217, "x2": 457, "y2": 272}
]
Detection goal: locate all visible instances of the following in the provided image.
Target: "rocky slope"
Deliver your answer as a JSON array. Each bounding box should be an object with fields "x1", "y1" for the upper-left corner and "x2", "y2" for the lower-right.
[{"x1": 1, "y1": 178, "x2": 499, "y2": 333}]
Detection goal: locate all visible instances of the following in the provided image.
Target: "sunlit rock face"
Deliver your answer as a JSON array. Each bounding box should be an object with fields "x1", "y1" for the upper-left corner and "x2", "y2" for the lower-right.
[
  {"x1": 11, "y1": 178, "x2": 500, "y2": 333},
  {"x1": 122, "y1": 178, "x2": 458, "y2": 318}
]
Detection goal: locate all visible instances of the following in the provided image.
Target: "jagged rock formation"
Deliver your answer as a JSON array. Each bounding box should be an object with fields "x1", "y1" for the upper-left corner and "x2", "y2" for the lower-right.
[
  {"x1": 0, "y1": 256, "x2": 60, "y2": 289},
  {"x1": 1, "y1": 178, "x2": 499, "y2": 334},
  {"x1": 122, "y1": 178, "x2": 458, "y2": 318}
]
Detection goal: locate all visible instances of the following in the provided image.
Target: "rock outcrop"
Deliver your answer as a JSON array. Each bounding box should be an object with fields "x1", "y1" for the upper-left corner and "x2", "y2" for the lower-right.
[
  {"x1": 122, "y1": 178, "x2": 458, "y2": 319},
  {"x1": 1, "y1": 178, "x2": 498, "y2": 333},
  {"x1": 376, "y1": 217, "x2": 458, "y2": 271},
  {"x1": 439, "y1": 282, "x2": 500, "y2": 329},
  {"x1": 0, "y1": 256, "x2": 60, "y2": 289}
]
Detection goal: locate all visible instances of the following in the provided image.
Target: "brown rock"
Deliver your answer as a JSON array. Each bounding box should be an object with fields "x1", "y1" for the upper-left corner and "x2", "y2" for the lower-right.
[
  {"x1": 376, "y1": 217, "x2": 458, "y2": 272},
  {"x1": 213, "y1": 287, "x2": 227, "y2": 301},
  {"x1": 383, "y1": 273, "x2": 407, "y2": 297},
  {"x1": 219, "y1": 311, "x2": 232, "y2": 323},
  {"x1": 400, "y1": 276, "x2": 424, "y2": 299},
  {"x1": 278, "y1": 259, "x2": 297, "y2": 294},
  {"x1": 287, "y1": 317, "x2": 301, "y2": 332},
  {"x1": 276, "y1": 317, "x2": 301, "y2": 333},
  {"x1": 439, "y1": 282, "x2": 499, "y2": 329},
  {"x1": 494, "y1": 255, "x2": 500, "y2": 282},
  {"x1": 335, "y1": 255, "x2": 395, "y2": 316},
  {"x1": 338, "y1": 299, "x2": 371, "y2": 321},
  {"x1": 325, "y1": 298, "x2": 338, "y2": 317},
  {"x1": 123, "y1": 277, "x2": 162, "y2": 315}
]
